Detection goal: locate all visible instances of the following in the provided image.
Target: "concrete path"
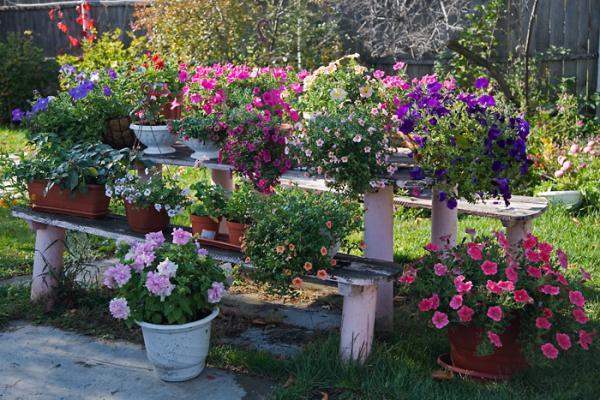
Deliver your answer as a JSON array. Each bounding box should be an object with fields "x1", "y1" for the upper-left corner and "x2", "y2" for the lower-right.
[{"x1": 0, "y1": 323, "x2": 274, "y2": 400}]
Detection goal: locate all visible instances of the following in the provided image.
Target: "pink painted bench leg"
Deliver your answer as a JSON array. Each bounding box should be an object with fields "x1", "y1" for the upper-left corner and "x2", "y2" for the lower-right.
[
  {"x1": 503, "y1": 220, "x2": 532, "y2": 246},
  {"x1": 431, "y1": 190, "x2": 458, "y2": 248},
  {"x1": 211, "y1": 169, "x2": 234, "y2": 235},
  {"x1": 338, "y1": 282, "x2": 377, "y2": 363},
  {"x1": 29, "y1": 222, "x2": 65, "y2": 307},
  {"x1": 363, "y1": 185, "x2": 394, "y2": 330}
]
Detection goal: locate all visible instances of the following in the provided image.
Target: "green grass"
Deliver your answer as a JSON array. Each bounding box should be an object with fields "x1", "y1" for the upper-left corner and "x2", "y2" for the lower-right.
[
  {"x1": 0, "y1": 125, "x2": 28, "y2": 154},
  {"x1": 0, "y1": 208, "x2": 34, "y2": 279}
]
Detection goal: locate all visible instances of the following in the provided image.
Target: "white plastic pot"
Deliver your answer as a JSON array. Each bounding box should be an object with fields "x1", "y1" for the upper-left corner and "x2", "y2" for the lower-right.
[
  {"x1": 537, "y1": 190, "x2": 583, "y2": 208},
  {"x1": 130, "y1": 124, "x2": 176, "y2": 155},
  {"x1": 137, "y1": 308, "x2": 219, "y2": 382},
  {"x1": 182, "y1": 137, "x2": 220, "y2": 160}
]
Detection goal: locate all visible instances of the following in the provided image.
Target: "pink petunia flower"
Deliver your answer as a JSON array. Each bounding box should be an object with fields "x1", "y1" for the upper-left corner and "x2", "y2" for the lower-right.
[
  {"x1": 536, "y1": 317, "x2": 552, "y2": 330},
  {"x1": 393, "y1": 61, "x2": 406, "y2": 70},
  {"x1": 523, "y1": 235, "x2": 538, "y2": 249},
  {"x1": 527, "y1": 266, "x2": 542, "y2": 278},
  {"x1": 457, "y1": 306, "x2": 474, "y2": 322},
  {"x1": 541, "y1": 343, "x2": 559, "y2": 359},
  {"x1": 497, "y1": 280, "x2": 515, "y2": 292},
  {"x1": 432, "y1": 311, "x2": 449, "y2": 329},
  {"x1": 486, "y1": 280, "x2": 503, "y2": 295},
  {"x1": 556, "y1": 249, "x2": 568, "y2": 269},
  {"x1": 454, "y1": 275, "x2": 473, "y2": 294},
  {"x1": 487, "y1": 331, "x2": 502, "y2": 348},
  {"x1": 449, "y1": 294, "x2": 463, "y2": 310},
  {"x1": 207, "y1": 281, "x2": 225, "y2": 303},
  {"x1": 434, "y1": 263, "x2": 448, "y2": 276},
  {"x1": 109, "y1": 297, "x2": 130, "y2": 320},
  {"x1": 540, "y1": 284, "x2": 560, "y2": 296},
  {"x1": 172, "y1": 228, "x2": 192, "y2": 245},
  {"x1": 556, "y1": 333, "x2": 572, "y2": 350},
  {"x1": 424, "y1": 242, "x2": 440, "y2": 252},
  {"x1": 103, "y1": 263, "x2": 131, "y2": 288},
  {"x1": 580, "y1": 268, "x2": 592, "y2": 281},
  {"x1": 579, "y1": 330, "x2": 592, "y2": 350},
  {"x1": 373, "y1": 70, "x2": 385, "y2": 79},
  {"x1": 569, "y1": 291, "x2": 586, "y2": 307},
  {"x1": 505, "y1": 267, "x2": 519, "y2": 283},
  {"x1": 572, "y1": 308, "x2": 589, "y2": 324},
  {"x1": 487, "y1": 306, "x2": 503, "y2": 322},
  {"x1": 467, "y1": 243, "x2": 483, "y2": 260},
  {"x1": 514, "y1": 289, "x2": 533, "y2": 303},
  {"x1": 525, "y1": 249, "x2": 541, "y2": 263},
  {"x1": 481, "y1": 260, "x2": 498, "y2": 275}
]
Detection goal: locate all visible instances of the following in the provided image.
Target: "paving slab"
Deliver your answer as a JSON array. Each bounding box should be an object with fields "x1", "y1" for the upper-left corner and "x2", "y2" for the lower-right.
[{"x1": 0, "y1": 323, "x2": 274, "y2": 400}]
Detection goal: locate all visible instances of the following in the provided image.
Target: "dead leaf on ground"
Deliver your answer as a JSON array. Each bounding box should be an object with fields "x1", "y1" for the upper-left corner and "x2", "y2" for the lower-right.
[{"x1": 431, "y1": 369, "x2": 454, "y2": 381}]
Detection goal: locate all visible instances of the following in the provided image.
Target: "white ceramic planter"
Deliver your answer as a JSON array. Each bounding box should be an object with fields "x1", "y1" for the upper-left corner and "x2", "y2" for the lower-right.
[
  {"x1": 182, "y1": 137, "x2": 220, "y2": 160},
  {"x1": 137, "y1": 308, "x2": 219, "y2": 382},
  {"x1": 537, "y1": 190, "x2": 583, "y2": 208},
  {"x1": 130, "y1": 124, "x2": 176, "y2": 155}
]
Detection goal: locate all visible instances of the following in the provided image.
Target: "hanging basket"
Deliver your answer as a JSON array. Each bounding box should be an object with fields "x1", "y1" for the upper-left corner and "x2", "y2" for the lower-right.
[{"x1": 103, "y1": 116, "x2": 137, "y2": 149}]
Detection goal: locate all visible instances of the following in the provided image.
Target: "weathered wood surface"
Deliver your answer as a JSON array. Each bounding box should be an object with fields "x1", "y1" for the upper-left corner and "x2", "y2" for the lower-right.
[
  {"x1": 395, "y1": 194, "x2": 548, "y2": 221},
  {"x1": 12, "y1": 207, "x2": 404, "y2": 286}
]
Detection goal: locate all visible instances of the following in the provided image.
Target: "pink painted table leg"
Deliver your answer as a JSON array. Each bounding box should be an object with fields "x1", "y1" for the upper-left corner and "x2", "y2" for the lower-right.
[
  {"x1": 363, "y1": 185, "x2": 394, "y2": 330},
  {"x1": 431, "y1": 190, "x2": 458, "y2": 248},
  {"x1": 338, "y1": 282, "x2": 377, "y2": 363},
  {"x1": 503, "y1": 220, "x2": 532, "y2": 246},
  {"x1": 211, "y1": 169, "x2": 234, "y2": 235},
  {"x1": 29, "y1": 222, "x2": 65, "y2": 307}
]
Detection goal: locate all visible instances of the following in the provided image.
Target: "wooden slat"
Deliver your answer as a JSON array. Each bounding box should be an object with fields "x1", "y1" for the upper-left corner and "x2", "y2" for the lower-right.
[
  {"x1": 11, "y1": 207, "x2": 403, "y2": 286},
  {"x1": 395, "y1": 195, "x2": 548, "y2": 222},
  {"x1": 548, "y1": 0, "x2": 566, "y2": 80}
]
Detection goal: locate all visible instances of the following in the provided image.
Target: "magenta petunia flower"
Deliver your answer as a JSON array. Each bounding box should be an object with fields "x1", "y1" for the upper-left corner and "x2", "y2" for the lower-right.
[
  {"x1": 449, "y1": 294, "x2": 463, "y2": 310},
  {"x1": 535, "y1": 317, "x2": 552, "y2": 330},
  {"x1": 556, "y1": 249, "x2": 568, "y2": 269},
  {"x1": 556, "y1": 333, "x2": 572, "y2": 350},
  {"x1": 466, "y1": 243, "x2": 483, "y2": 260},
  {"x1": 487, "y1": 306, "x2": 503, "y2": 322},
  {"x1": 527, "y1": 266, "x2": 542, "y2": 278},
  {"x1": 579, "y1": 330, "x2": 592, "y2": 350},
  {"x1": 433, "y1": 263, "x2": 447, "y2": 276},
  {"x1": 572, "y1": 308, "x2": 588, "y2": 324},
  {"x1": 487, "y1": 331, "x2": 502, "y2": 348},
  {"x1": 540, "y1": 284, "x2": 560, "y2": 296},
  {"x1": 541, "y1": 343, "x2": 559, "y2": 359},
  {"x1": 481, "y1": 260, "x2": 498, "y2": 275},
  {"x1": 431, "y1": 311, "x2": 449, "y2": 329},
  {"x1": 514, "y1": 289, "x2": 532, "y2": 303},
  {"x1": 457, "y1": 306, "x2": 474, "y2": 322},
  {"x1": 569, "y1": 290, "x2": 586, "y2": 307}
]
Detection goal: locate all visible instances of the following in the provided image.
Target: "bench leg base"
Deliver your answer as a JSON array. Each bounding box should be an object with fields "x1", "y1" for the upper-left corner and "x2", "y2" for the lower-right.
[
  {"x1": 30, "y1": 223, "x2": 65, "y2": 307},
  {"x1": 338, "y1": 283, "x2": 377, "y2": 363},
  {"x1": 211, "y1": 169, "x2": 234, "y2": 191},
  {"x1": 431, "y1": 190, "x2": 458, "y2": 248},
  {"x1": 503, "y1": 220, "x2": 532, "y2": 246}
]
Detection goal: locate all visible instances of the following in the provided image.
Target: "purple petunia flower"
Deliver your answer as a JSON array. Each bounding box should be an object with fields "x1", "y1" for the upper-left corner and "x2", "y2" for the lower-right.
[
  {"x1": 475, "y1": 77, "x2": 490, "y2": 89},
  {"x1": 103, "y1": 85, "x2": 112, "y2": 96},
  {"x1": 109, "y1": 298, "x2": 130, "y2": 320},
  {"x1": 409, "y1": 166, "x2": 425, "y2": 180},
  {"x1": 11, "y1": 108, "x2": 24, "y2": 122},
  {"x1": 438, "y1": 191, "x2": 447, "y2": 202},
  {"x1": 106, "y1": 68, "x2": 117, "y2": 80},
  {"x1": 172, "y1": 228, "x2": 192, "y2": 245},
  {"x1": 447, "y1": 198, "x2": 458, "y2": 209},
  {"x1": 207, "y1": 282, "x2": 225, "y2": 303}
]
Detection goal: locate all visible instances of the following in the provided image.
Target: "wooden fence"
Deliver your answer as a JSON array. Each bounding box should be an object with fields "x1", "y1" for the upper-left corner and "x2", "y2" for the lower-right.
[{"x1": 0, "y1": 0, "x2": 598, "y2": 98}]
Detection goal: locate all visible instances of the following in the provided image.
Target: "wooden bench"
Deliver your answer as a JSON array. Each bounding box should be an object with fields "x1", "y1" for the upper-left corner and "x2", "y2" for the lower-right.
[{"x1": 12, "y1": 206, "x2": 403, "y2": 362}]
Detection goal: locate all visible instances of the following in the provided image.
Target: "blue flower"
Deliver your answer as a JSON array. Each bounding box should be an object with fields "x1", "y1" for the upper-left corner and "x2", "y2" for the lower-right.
[
  {"x1": 478, "y1": 95, "x2": 496, "y2": 107},
  {"x1": 103, "y1": 85, "x2": 112, "y2": 96},
  {"x1": 409, "y1": 166, "x2": 425, "y2": 180},
  {"x1": 434, "y1": 168, "x2": 447, "y2": 177},
  {"x1": 107, "y1": 68, "x2": 117, "y2": 80},
  {"x1": 11, "y1": 108, "x2": 24, "y2": 122},
  {"x1": 31, "y1": 97, "x2": 49, "y2": 113},
  {"x1": 395, "y1": 105, "x2": 409, "y2": 119},
  {"x1": 475, "y1": 77, "x2": 490, "y2": 89},
  {"x1": 438, "y1": 191, "x2": 447, "y2": 202},
  {"x1": 412, "y1": 135, "x2": 426, "y2": 147},
  {"x1": 447, "y1": 198, "x2": 458, "y2": 209},
  {"x1": 491, "y1": 160, "x2": 505, "y2": 174}
]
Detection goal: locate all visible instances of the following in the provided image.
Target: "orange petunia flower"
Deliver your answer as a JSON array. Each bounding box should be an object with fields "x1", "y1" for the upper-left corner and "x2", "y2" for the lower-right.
[
  {"x1": 289, "y1": 243, "x2": 295, "y2": 251},
  {"x1": 316, "y1": 269, "x2": 329, "y2": 280},
  {"x1": 303, "y1": 261, "x2": 313, "y2": 271},
  {"x1": 325, "y1": 220, "x2": 333, "y2": 229},
  {"x1": 276, "y1": 245, "x2": 285, "y2": 254},
  {"x1": 330, "y1": 259, "x2": 337, "y2": 266},
  {"x1": 292, "y1": 277, "x2": 303, "y2": 288},
  {"x1": 320, "y1": 246, "x2": 328, "y2": 256}
]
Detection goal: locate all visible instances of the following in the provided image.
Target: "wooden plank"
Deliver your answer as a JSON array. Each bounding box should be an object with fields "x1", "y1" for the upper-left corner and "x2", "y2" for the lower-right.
[
  {"x1": 548, "y1": 0, "x2": 566, "y2": 79},
  {"x1": 11, "y1": 207, "x2": 403, "y2": 286},
  {"x1": 395, "y1": 195, "x2": 548, "y2": 221},
  {"x1": 576, "y1": 0, "x2": 591, "y2": 95},
  {"x1": 563, "y1": 0, "x2": 580, "y2": 79}
]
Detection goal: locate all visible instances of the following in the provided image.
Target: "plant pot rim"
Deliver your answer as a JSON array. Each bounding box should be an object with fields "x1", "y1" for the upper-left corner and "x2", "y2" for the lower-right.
[
  {"x1": 537, "y1": 190, "x2": 582, "y2": 195},
  {"x1": 136, "y1": 307, "x2": 219, "y2": 331},
  {"x1": 130, "y1": 123, "x2": 170, "y2": 129},
  {"x1": 29, "y1": 180, "x2": 105, "y2": 190}
]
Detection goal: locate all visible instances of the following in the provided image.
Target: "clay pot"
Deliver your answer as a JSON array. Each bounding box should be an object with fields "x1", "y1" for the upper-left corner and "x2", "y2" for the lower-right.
[
  {"x1": 226, "y1": 220, "x2": 247, "y2": 245},
  {"x1": 449, "y1": 319, "x2": 528, "y2": 378},
  {"x1": 160, "y1": 95, "x2": 183, "y2": 120},
  {"x1": 28, "y1": 180, "x2": 110, "y2": 219},
  {"x1": 190, "y1": 214, "x2": 219, "y2": 239},
  {"x1": 103, "y1": 116, "x2": 137, "y2": 149},
  {"x1": 124, "y1": 201, "x2": 170, "y2": 234}
]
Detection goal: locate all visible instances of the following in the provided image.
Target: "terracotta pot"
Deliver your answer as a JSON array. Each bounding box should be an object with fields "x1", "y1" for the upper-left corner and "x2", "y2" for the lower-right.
[
  {"x1": 449, "y1": 319, "x2": 528, "y2": 377},
  {"x1": 103, "y1": 116, "x2": 137, "y2": 149},
  {"x1": 28, "y1": 180, "x2": 110, "y2": 219},
  {"x1": 160, "y1": 94, "x2": 183, "y2": 120},
  {"x1": 190, "y1": 214, "x2": 219, "y2": 239},
  {"x1": 226, "y1": 220, "x2": 247, "y2": 245},
  {"x1": 124, "y1": 201, "x2": 170, "y2": 234}
]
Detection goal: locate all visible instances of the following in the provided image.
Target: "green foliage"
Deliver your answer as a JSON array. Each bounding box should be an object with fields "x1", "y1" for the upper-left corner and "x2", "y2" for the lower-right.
[
  {"x1": 223, "y1": 182, "x2": 259, "y2": 224},
  {"x1": 134, "y1": 0, "x2": 343, "y2": 68},
  {"x1": 171, "y1": 115, "x2": 226, "y2": 143},
  {"x1": 0, "y1": 134, "x2": 130, "y2": 195},
  {"x1": 111, "y1": 237, "x2": 226, "y2": 325},
  {"x1": 190, "y1": 181, "x2": 227, "y2": 220},
  {"x1": 57, "y1": 29, "x2": 146, "y2": 76},
  {"x1": 0, "y1": 32, "x2": 58, "y2": 123},
  {"x1": 244, "y1": 187, "x2": 361, "y2": 294}
]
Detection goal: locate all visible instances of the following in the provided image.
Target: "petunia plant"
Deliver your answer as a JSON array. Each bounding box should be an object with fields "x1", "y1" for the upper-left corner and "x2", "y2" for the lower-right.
[
  {"x1": 390, "y1": 76, "x2": 532, "y2": 208},
  {"x1": 105, "y1": 229, "x2": 227, "y2": 325},
  {"x1": 400, "y1": 231, "x2": 593, "y2": 364}
]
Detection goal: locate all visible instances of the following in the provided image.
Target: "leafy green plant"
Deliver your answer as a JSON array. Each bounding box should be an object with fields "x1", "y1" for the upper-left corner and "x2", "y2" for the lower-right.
[
  {"x1": 105, "y1": 230, "x2": 226, "y2": 325},
  {"x1": 244, "y1": 187, "x2": 361, "y2": 294},
  {"x1": 105, "y1": 169, "x2": 190, "y2": 217},
  {"x1": 0, "y1": 32, "x2": 58, "y2": 123},
  {"x1": 190, "y1": 181, "x2": 227, "y2": 221},
  {"x1": 171, "y1": 115, "x2": 226, "y2": 144},
  {"x1": 223, "y1": 183, "x2": 259, "y2": 224}
]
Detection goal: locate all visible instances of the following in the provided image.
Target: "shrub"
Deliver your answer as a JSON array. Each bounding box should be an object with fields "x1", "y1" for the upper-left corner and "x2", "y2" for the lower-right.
[{"x1": 0, "y1": 32, "x2": 58, "y2": 123}]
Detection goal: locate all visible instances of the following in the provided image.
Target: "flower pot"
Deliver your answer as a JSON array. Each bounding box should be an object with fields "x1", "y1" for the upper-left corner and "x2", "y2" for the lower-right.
[
  {"x1": 27, "y1": 180, "x2": 110, "y2": 219},
  {"x1": 537, "y1": 190, "x2": 582, "y2": 208},
  {"x1": 124, "y1": 202, "x2": 170, "y2": 234},
  {"x1": 103, "y1": 116, "x2": 137, "y2": 149},
  {"x1": 160, "y1": 95, "x2": 183, "y2": 120},
  {"x1": 190, "y1": 214, "x2": 219, "y2": 239},
  {"x1": 130, "y1": 124, "x2": 176, "y2": 155},
  {"x1": 182, "y1": 137, "x2": 220, "y2": 161},
  {"x1": 226, "y1": 220, "x2": 247, "y2": 245},
  {"x1": 137, "y1": 308, "x2": 219, "y2": 382},
  {"x1": 448, "y1": 319, "x2": 528, "y2": 378}
]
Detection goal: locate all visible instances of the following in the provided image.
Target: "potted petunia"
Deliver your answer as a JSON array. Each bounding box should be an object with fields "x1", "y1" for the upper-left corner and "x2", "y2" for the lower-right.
[
  {"x1": 171, "y1": 114, "x2": 226, "y2": 161},
  {"x1": 128, "y1": 53, "x2": 185, "y2": 155},
  {"x1": 104, "y1": 229, "x2": 227, "y2": 381},
  {"x1": 243, "y1": 187, "x2": 361, "y2": 294},
  {"x1": 222, "y1": 182, "x2": 259, "y2": 245},
  {"x1": 189, "y1": 181, "x2": 226, "y2": 240},
  {"x1": 399, "y1": 231, "x2": 593, "y2": 379},
  {"x1": 0, "y1": 134, "x2": 129, "y2": 218},
  {"x1": 105, "y1": 169, "x2": 190, "y2": 233}
]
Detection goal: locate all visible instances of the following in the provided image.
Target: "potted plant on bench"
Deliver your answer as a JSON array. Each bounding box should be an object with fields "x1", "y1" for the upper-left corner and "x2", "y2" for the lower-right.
[
  {"x1": 399, "y1": 231, "x2": 593, "y2": 379},
  {"x1": 171, "y1": 113, "x2": 225, "y2": 161},
  {"x1": 222, "y1": 182, "x2": 258, "y2": 245},
  {"x1": 244, "y1": 187, "x2": 361, "y2": 293},
  {"x1": 104, "y1": 229, "x2": 227, "y2": 381},
  {"x1": 129, "y1": 53, "x2": 184, "y2": 155},
  {"x1": 105, "y1": 168, "x2": 190, "y2": 233},
  {"x1": 0, "y1": 134, "x2": 129, "y2": 218},
  {"x1": 189, "y1": 181, "x2": 226, "y2": 240}
]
